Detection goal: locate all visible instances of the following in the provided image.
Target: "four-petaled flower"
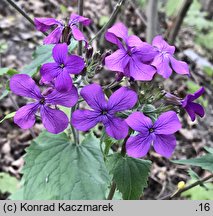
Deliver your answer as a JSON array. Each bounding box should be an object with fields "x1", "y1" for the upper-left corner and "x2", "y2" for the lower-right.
[
  {"x1": 71, "y1": 84, "x2": 138, "y2": 140},
  {"x1": 126, "y1": 111, "x2": 181, "y2": 158},
  {"x1": 34, "y1": 13, "x2": 91, "y2": 44},
  {"x1": 40, "y1": 43, "x2": 85, "y2": 92},
  {"x1": 10, "y1": 74, "x2": 78, "y2": 134},
  {"x1": 181, "y1": 87, "x2": 205, "y2": 121},
  {"x1": 151, "y1": 35, "x2": 190, "y2": 78},
  {"x1": 105, "y1": 22, "x2": 156, "y2": 81}
]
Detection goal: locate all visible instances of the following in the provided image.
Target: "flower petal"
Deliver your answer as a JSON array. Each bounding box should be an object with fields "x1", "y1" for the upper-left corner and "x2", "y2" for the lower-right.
[
  {"x1": 107, "y1": 22, "x2": 128, "y2": 42},
  {"x1": 152, "y1": 54, "x2": 172, "y2": 78},
  {"x1": 126, "y1": 134, "x2": 152, "y2": 158},
  {"x1": 126, "y1": 111, "x2": 152, "y2": 133},
  {"x1": 104, "y1": 116, "x2": 129, "y2": 140},
  {"x1": 126, "y1": 35, "x2": 143, "y2": 47},
  {"x1": 184, "y1": 102, "x2": 205, "y2": 121},
  {"x1": 169, "y1": 56, "x2": 190, "y2": 75},
  {"x1": 133, "y1": 43, "x2": 158, "y2": 63},
  {"x1": 14, "y1": 103, "x2": 39, "y2": 129},
  {"x1": 107, "y1": 87, "x2": 137, "y2": 112},
  {"x1": 65, "y1": 55, "x2": 85, "y2": 74},
  {"x1": 182, "y1": 87, "x2": 205, "y2": 104},
  {"x1": 71, "y1": 110, "x2": 99, "y2": 131},
  {"x1": 45, "y1": 86, "x2": 78, "y2": 107},
  {"x1": 10, "y1": 74, "x2": 42, "y2": 100},
  {"x1": 43, "y1": 27, "x2": 63, "y2": 44},
  {"x1": 52, "y1": 43, "x2": 68, "y2": 64},
  {"x1": 40, "y1": 62, "x2": 61, "y2": 82},
  {"x1": 129, "y1": 55, "x2": 156, "y2": 80},
  {"x1": 80, "y1": 84, "x2": 107, "y2": 111},
  {"x1": 34, "y1": 18, "x2": 61, "y2": 32},
  {"x1": 54, "y1": 69, "x2": 73, "y2": 92},
  {"x1": 40, "y1": 105, "x2": 69, "y2": 134},
  {"x1": 70, "y1": 13, "x2": 91, "y2": 26},
  {"x1": 105, "y1": 49, "x2": 129, "y2": 73},
  {"x1": 105, "y1": 22, "x2": 128, "y2": 48},
  {"x1": 71, "y1": 25, "x2": 86, "y2": 41},
  {"x1": 154, "y1": 111, "x2": 181, "y2": 135},
  {"x1": 153, "y1": 134, "x2": 176, "y2": 158},
  {"x1": 152, "y1": 35, "x2": 175, "y2": 54}
]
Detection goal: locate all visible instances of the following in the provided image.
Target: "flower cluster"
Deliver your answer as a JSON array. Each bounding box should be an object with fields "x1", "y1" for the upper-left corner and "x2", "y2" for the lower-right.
[{"x1": 10, "y1": 17, "x2": 205, "y2": 159}]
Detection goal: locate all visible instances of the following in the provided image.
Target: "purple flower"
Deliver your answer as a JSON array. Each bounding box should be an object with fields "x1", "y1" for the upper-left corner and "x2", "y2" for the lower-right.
[
  {"x1": 10, "y1": 74, "x2": 78, "y2": 134},
  {"x1": 34, "y1": 13, "x2": 91, "y2": 44},
  {"x1": 105, "y1": 23, "x2": 156, "y2": 81},
  {"x1": 151, "y1": 35, "x2": 190, "y2": 78},
  {"x1": 71, "y1": 84, "x2": 138, "y2": 140},
  {"x1": 181, "y1": 87, "x2": 205, "y2": 121},
  {"x1": 126, "y1": 111, "x2": 181, "y2": 158},
  {"x1": 40, "y1": 43, "x2": 85, "y2": 92}
]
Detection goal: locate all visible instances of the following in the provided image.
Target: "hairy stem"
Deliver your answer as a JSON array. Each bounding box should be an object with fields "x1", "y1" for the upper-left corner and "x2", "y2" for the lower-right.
[
  {"x1": 107, "y1": 181, "x2": 117, "y2": 200},
  {"x1": 89, "y1": 0, "x2": 126, "y2": 43},
  {"x1": 5, "y1": 0, "x2": 47, "y2": 36},
  {"x1": 78, "y1": 0, "x2": 84, "y2": 56},
  {"x1": 161, "y1": 173, "x2": 213, "y2": 200}
]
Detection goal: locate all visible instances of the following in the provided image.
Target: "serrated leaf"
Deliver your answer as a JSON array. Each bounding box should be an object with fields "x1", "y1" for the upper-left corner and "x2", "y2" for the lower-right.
[
  {"x1": 0, "y1": 172, "x2": 19, "y2": 194},
  {"x1": 22, "y1": 131, "x2": 110, "y2": 200},
  {"x1": 107, "y1": 153, "x2": 151, "y2": 200},
  {"x1": 173, "y1": 153, "x2": 213, "y2": 172},
  {"x1": 0, "y1": 112, "x2": 16, "y2": 123},
  {"x1": 21, "y1": 45, "x2": 54, "y2": 76}
]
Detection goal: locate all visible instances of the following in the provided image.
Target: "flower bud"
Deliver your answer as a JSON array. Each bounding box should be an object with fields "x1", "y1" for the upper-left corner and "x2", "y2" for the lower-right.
[{"x1": 177, "y1": 181, "x2": 185, "y2": 190}]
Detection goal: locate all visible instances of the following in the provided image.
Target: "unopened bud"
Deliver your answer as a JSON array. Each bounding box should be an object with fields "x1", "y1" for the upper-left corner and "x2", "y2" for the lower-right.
[
  {"x1": 101, "y1": 50, "x2": 112, "y2": 65},
  {"x1": 177, "y1": 181, "x2": 185, "y2": 190},
  {"x1": 93, "y1": 51, "x2": 101, "y2": 61},
  {"x1": 86, "y1": 45, "x2": 93, "y2": 59}
]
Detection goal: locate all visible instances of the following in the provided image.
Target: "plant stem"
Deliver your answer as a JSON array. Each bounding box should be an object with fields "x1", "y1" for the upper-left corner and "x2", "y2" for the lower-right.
[
  {"x1": 107, "y1": 181, "x2": 117, "y2": 200},
  {"x1": 78, "y1": 0, "x2": 84, "y2": 56},
  {"x1": 5, "y1": 0, "x2": 47, "y2": 36},
  {"x1": 70, "y1": 106, "x2": 79, "y2": 144},
  {"x1": 167, "y1": 0, "x2": 193, "y2": 44},
  {"x1": 89, "y1": 0, "x2": 126, "y2": 43},
  {"x1": 161, "y1": 173, "x2": 213, "y2": 200}
]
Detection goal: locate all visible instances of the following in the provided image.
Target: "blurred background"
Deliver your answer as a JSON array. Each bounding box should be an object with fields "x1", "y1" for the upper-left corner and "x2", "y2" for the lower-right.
[{"x1": 0, "y1": 0, "x2": 213, "y2": 200}]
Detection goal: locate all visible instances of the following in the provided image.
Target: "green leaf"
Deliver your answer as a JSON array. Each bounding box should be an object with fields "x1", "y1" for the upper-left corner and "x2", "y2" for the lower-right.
[
  {"x1": 181, "y1": 181, "x2": 213, "y2": 200},
  {"x1": 188, "y1": 169, "x2": 200, "y2": 180},
  {"x1": 68, "y1": 38, "x2": 78, "y2": 53},
  {"x1": 22, "y1": 131, "x2": 110, "y2": 200},
  {"x1": 0, "y1": 67, "x2": 18, "y2": 77},
  {"x1": 165, "y1": 0, "x2": 184, "y2": 17},
  {"x1": 0, "y1": 112, "x2": 16, "y2": 123},
  {"x1": 0, "y1": 172, "x2": 19, "y2": 194},
  {"x1": 99, "y1": 16, "x2": 109, "y2": 26},
  {"x1": 173, "y1": 153, "x2": 213, "y2": 172},
  {"x1": 107, "y1": 154, "x2": 151, "y2": 200},
  {"x1": 204, "y1": 147, "x2": 213, "y2": 154},
  {"x1": 21, "y1": 45, "x2": 54, "y2": 76}
]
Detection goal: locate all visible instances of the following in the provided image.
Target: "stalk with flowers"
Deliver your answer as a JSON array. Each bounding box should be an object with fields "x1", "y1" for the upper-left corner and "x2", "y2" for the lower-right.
[{"x1": 2, "y1": 0, "x2": 210, "y2": 200}]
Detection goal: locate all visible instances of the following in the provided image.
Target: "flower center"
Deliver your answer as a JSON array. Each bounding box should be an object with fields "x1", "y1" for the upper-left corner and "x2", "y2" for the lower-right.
[
  {"x1": 60, "y1": 63, "x2": 65, "y2": 68},
  {"x1": 101, "y1": 110, "x2": 108, "y2": 115},
  {"x1": 40, "y1": 97, "x2": 45, "y2": 105},
  {"x1": 149, "y1": 128, "x2": 154, "y2": 133}
]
